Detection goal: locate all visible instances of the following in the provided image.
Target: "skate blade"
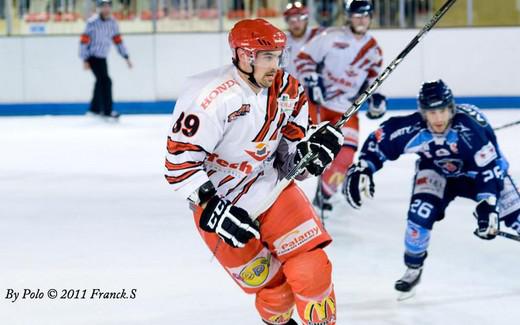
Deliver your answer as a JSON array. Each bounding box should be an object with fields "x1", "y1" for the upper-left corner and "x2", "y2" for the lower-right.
[{"x1": 396, "y1": 289, "x2": 416, "y2": 301}]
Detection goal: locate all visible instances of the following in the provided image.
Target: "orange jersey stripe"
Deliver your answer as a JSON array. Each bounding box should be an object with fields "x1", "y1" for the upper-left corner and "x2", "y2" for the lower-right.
[
  {"x1": 165, "y1": 160, "x2": 203, "y2": 171},
  {"x1": 281, "y1": 122, "x2": 306, "y2": 142},
  {"x1": 292, "y1": 92, "x2": 307, "y2": 118},
  {"x1": 253, "y1": 71, "x2": 284, "y2": 142},
  {"x1": 231, "y1": 172, "x2": 264, "y2": 204},
  {"x1": 165, "y1": 169, "x2": 201, "y2": 184},
  {"x1": 167, "y1": 137, "x2": 206, "y2": 155},
  {"x1": 269, "y1": 113, "x2": 286, "y2": 141},
  {"x1": 218, "y1": 175, "x2": 235, "y2": 187},
  {"x1": 225, "y1": 175, "x2": 248, "y2": 196}
]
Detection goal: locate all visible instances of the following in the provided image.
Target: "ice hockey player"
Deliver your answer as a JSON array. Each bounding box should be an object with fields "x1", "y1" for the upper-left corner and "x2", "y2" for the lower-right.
[
  {"x1": 164, "y1": 19, "x2": 343, "y2": 324},
  {"x1": 283, "y1": 1, "x2": 322, "y2": 78},
  {"x1": 294, "y1": 0, "x2": 387, "y2": 213},
  {"x1": 343, "y1": 79, "x2": 520, "y2": 297}
]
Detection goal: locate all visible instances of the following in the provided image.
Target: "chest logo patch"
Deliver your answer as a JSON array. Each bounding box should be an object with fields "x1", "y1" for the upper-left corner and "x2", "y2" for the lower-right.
[
  {"x1": 228, "y1": 104, "x2": 251, "y2": 123},
  {"x1": 277, "y1": 94, "x2": 298, "y2": 114},
  {"x1": 245, "y1": 142, "x2": 271, "y2": 161}
]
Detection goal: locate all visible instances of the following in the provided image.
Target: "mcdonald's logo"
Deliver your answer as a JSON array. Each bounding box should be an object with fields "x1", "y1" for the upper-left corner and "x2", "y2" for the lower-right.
[{"x1": 304, "y1": 296, "x2": 336, "y2": 324}]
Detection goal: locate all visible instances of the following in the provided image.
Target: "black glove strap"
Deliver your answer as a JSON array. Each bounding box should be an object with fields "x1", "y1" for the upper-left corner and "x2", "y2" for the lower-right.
[{"x1": 188, "y1": 181, "x2": 217, "y2": 206}]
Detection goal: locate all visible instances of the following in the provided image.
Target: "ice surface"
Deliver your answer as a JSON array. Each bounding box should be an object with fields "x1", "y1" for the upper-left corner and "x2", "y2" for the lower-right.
[{"x1": 0, "y1": 110, "x2": 519, "y2": 324}]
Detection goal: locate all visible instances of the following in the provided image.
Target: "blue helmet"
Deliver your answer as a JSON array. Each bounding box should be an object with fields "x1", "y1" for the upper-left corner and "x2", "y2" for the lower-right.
[
  {"x1": 345, "y1": 0, "x2": 374, "y2": 16},
  {"x1": 418, "y1": 79, "x2": 455, "y2": 111}
]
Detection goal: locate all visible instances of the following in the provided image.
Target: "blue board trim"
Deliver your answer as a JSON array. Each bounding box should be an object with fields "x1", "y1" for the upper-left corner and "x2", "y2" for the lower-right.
[{"x1": 0, "y1": 97, "x2": 519, "y2": 116}]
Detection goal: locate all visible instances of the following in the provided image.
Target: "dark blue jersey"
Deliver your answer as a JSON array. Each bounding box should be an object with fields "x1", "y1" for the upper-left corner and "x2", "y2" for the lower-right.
[{"x1": 359, "y1": 104, "x2": 507, "y2": 199}]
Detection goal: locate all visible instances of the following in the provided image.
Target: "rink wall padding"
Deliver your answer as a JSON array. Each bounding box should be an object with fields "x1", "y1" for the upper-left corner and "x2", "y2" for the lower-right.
[
  {"x1": 0, "y1": 97, "x2": 519, "y2": 116},
  {"x1": 1, "y1": 27, "x2": 520, "y2": 111}
]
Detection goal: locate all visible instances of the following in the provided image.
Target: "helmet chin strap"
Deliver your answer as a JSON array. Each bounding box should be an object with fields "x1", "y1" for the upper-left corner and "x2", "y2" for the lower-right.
[{"x1": 233, "y1": 50, "x2": 261, "y2": 88}]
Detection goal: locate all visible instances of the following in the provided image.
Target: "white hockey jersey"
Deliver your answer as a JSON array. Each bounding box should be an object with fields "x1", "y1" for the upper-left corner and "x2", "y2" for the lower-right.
[
  {"x1": 164, "y1": 65, "x2": 309, "y2": 212},
  {"x1": 295, "y1": 26, "x2": 383, "y2": 113},
  {"x1": 284, "y1": 26, "x2": 322, "y2": 78}
]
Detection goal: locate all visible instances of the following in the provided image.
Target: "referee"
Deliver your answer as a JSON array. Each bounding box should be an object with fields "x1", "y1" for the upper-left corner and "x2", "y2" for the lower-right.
[{"x1": 79, "y1": 0, "x2": 132, "y2": 119}]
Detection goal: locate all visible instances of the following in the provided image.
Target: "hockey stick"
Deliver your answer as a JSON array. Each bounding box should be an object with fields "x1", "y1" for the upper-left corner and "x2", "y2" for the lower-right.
[
  {"x1": 493, "y1": 120, "x2": 520, "y2": 131},
  {"x1": 497, "y1": 230, "x2": 520, "y2": 242},
  {"x1": 250, "y1": 0, "x2": 458, "y2": 219}
]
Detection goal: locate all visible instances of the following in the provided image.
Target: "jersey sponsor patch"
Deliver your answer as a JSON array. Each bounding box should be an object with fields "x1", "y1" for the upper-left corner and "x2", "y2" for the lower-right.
[
  {"x1": 333, "y1": 41, "x2": 349, "y2": 49},
  {"x1": 413, "y1": 169, "x2": 447, "y2": 199},
  {"x1": 227, "y1": 248, "x2": 281, "y2": 289},
  {"x1": 474, "y1": 142, "x2": 497, "y2": 167},
  {"x1": 199, "y1": 79, "x2": 237, "y2": 110},
  {"x1": 227, "y1": 104, "x2": 251, "y2": 122},
  {"x1": 205, "y1": 152, "x2": 254, "y2": 176},
  {"x1": 434, "y1": 158, "x2": 464, "y2": 175},
  {"x1": 245, "y1": 142, "x2": 271, "y2": 162},
  {"x1": 273, "y1": 219, "x2": 322, "y2": 256},
  {"x1": 435, "y1": 148, "x2": 451, "y2": 157},
  {"x1": 277, "y1": 93, "x2": 298, "y2": 114}
]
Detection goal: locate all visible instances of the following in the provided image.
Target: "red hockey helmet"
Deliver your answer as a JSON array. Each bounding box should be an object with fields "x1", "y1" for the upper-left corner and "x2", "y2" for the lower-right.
[
  {"x1": 228, "y1": 18, "x2": 287, "y2": 58},
  {"x1": 283, "y1": 1, "x2": 309, "y2": 19}
]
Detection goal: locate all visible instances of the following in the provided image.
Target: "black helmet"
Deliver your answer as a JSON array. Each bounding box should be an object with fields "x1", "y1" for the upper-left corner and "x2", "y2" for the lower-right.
[
  {"x1": 345, "y1": 0, "x2": 373, "y2": 16},
  {"x1": 418, "y1": 79, "x2": 455, "y2": 111}
]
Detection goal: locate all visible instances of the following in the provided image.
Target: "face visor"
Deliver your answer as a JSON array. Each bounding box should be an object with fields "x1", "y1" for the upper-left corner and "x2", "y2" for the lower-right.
[{"x1": 243, "y1": 49, "x2": 289, "y2": 69}]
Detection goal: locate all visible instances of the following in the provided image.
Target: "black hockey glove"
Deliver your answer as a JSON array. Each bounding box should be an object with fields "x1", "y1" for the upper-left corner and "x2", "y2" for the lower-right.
[
  {"x1": 343, "y1": 160, "x2": 375, "y2": 209},
  {"x1": 473, "y1": 197, "x2": 499, "y2": 240},
  {"x1": 200, "y1": 196, "x2": 260, "y2": 248},
  {"x1": 366, "y1": 93, "x2": 387, "y2": 120},
  {"x1": 294, "y1": 122, "x2": 343, "y2": 176}
]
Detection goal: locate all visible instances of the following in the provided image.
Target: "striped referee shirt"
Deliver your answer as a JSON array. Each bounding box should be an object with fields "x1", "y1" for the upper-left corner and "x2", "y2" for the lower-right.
[{"x1": 79, "y1": 14, "x2": 129, "y2": 61}]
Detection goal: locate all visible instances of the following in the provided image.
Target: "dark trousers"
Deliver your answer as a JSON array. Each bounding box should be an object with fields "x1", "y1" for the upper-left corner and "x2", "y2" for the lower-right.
[{"x1": 88, "y1": 57, "x2": 113, "y2": 115}]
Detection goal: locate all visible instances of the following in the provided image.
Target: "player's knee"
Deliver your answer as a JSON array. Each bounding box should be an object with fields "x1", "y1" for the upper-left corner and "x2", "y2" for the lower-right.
[
  {"x1": 404, "y1": 220, "x2": 430, "y2": 268},
  {"x1": 256, "y1": 281, "x2": 295, "y2": 324},
  {"x1": 407, "y1": 196, "x2": 440, "y2": 229},
  {"x1": 283, "y1": 248, "x2": 332, "y2": 297}
]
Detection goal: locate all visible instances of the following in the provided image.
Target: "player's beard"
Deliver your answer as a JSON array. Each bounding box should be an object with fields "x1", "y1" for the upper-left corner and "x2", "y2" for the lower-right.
[{"x1": 258, "y1": 70, "x2": 277, "y2": 88}]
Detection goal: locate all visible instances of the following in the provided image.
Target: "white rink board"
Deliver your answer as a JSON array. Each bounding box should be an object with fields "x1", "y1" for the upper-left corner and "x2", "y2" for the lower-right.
[
  {"x1": 0, "y1": 27, "x2": 519, "y2": 103},
  {"x1": 0, "y1": 110, "x2": 519, "y2": 324}
]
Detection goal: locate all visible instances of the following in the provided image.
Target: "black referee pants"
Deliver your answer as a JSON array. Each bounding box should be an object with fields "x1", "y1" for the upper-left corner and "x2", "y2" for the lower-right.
[{"x1": 88, "y1": 57, "x2": 113, "y2": 115}]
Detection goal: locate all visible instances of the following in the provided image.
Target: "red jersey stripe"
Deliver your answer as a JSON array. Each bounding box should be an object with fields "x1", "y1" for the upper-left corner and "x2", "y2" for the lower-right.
[
  {"x1": 165, "y1": 169, "x2": 201, "y2": 184},
  {"x1": 281, "y1": 122, "x2": 306, "y2": 141},
  {"x1": 165, "y1": 160, "x2": 203, "y2": 171},
  {"x1": 167, "y1": 137, "x2": 206, "y2": 155},
  {"x1": 218, "y1": 175, "x2": 236, "y2": 187},
  {"x1": 231, "y1": 172, "x2": 264, "y2": 204},
  {"x1": 351, "y1": 38, "x2": 377, "y2": 66}
]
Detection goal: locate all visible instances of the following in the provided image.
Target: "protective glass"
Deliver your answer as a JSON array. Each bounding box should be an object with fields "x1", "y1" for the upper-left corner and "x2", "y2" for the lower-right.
[{"x1": 253, "y1": 50, "x2": 289, "y2": 69}]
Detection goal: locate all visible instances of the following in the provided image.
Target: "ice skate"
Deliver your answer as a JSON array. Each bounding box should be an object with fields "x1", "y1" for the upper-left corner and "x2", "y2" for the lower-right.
[{"x1": 395, "y1": 267, "x2": 422, "y2": 301}]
